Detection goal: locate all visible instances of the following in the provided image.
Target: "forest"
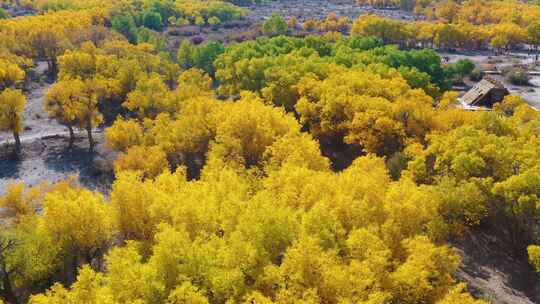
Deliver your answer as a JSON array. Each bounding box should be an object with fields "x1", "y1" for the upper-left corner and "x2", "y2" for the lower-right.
[{"x1": 1, "y1": 0, "x2": 540, "y2": 303}]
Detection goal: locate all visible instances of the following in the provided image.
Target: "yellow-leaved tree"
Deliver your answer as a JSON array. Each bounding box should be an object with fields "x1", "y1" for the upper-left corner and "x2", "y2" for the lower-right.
[
  {"x1": 45, "y1": 78, "x2": 109, "y2": 150},
  {"x1": 0, "y1": 88, "x2": 25, "y2": 153},
  {"x1": 528, "y1": 245, "x2": 540, "y2": 272},
  {"x1": 39, "y1": 185, "x2": 116, "y2": 276}
]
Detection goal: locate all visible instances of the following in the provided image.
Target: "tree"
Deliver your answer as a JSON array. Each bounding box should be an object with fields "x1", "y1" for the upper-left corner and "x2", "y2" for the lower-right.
[
  {"x1": 0, "y1": 235, "x2": 19, "y2": 304},
  {"x1": 177, "y1": 40, "x2": 195, "y2": 70},
  {"x1": 114, "y1": 145, "x2": 170, "y2": 179},
  {"x1": 527, "y1": 21, "x2": 540, "y2": 52},
  {"x1": 142, "y1": 10, "x2": 164, "y2": 31},
  {"x1": 167, "y1": 282, "x2": 209, "y2": 304},
  {"x1": 352, "y1": 14, "x2": 409, "y2": 45},
  {"x1": 208, "y1": 94, "x2": 300, "y2": 168},
  {"x1": 111, "y1": 14, "x2": 139, "y2": 44},
  {"x1": 490, "y1": 23, "x2": 527, "y2": 51},
  {"x1": 390, "y1": 236, "x2": 460, "y2": 303},
  {"x1": 448, "y1": 59, "x2": 475, "y2": 82},
  {"x1": 30, "y1": 29, "x2": 67, "y2": 76},
  {"x1": 191, "y1": 41, "x2": 225, "y2": 76},
  {"x1": 436, "y1": 283, "x2": 486, "y2": 304},
  {"x1": 0, "y1": 60, "x2": 25, "y2": 89},
  {"x1": 105, "y1": 119, "x2": 145, "y2": 152},
  {"x1": 28, "y1": 266, "x2": 113, "y2": 304},
  {"x1": 262, "y1": 13, "x2": 288, "y2": 37},
  {"x1": 0, "y1": 89, "x2": 25, "y2": 153},
  {"x1": 39, "y1": 186, "x2": 115, "y2": 274},
  {"x1": 45, "y1": 80, "x2": 84, "y2": 148},
  {"x1": 123, "y1": 73, "x2": 170, "y2": 119},
  {"x1": 45, "y1": 78, "x2": 106, "y2": 150}
]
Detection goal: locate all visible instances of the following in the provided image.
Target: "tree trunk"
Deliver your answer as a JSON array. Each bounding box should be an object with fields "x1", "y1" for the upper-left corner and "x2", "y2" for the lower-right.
[
  {"x1": 68, "y1": 125, "x2": 75, "y2": 149},
  {"x1": 12, "y1": 132, "x2": 21, "y2": 154},
  {"x1": 86, "y1": 124, "x2": 94, "y2": 152},
  {"x1": 1, "y1": 272, "x2": 19, "y2": 304}
]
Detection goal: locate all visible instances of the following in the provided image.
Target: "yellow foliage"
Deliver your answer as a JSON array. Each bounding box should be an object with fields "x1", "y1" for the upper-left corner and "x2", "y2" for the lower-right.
[
  {"x1": 39, "y1": 186, "x2": 115, "y2": 258},
  {"x1": 390, "y1": 236, "x2": 460, "y2": 303},
  {"x1": 105, "y1": 118, "x2": 144, "y2": 151},
  {"x1": 0, "y1": 88, "x2": 25, "y2": 134},
  {"x1": 0, "y1": 59, "x2": 25, "y2": 88},
  {"x1": 528, "y1": 245, "x2": 540, "y2": 272},
  {"x1": 209, "y1": 94, "x2": 300, "y2": 167},
  {"x1": 0, "y1": 182, "x2": 45, "y2": 222},
  {"x1": 114, "y1": 145, "x2": 170, "y2": 179},
  {"x1": 436, "y1": 283, "x2": 487, "y2": 304}
]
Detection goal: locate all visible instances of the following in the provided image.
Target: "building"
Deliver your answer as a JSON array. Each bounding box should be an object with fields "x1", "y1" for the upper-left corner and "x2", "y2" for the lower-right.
[{"x1": 459, "y1": 76, "x2": 509, "y2": 108}]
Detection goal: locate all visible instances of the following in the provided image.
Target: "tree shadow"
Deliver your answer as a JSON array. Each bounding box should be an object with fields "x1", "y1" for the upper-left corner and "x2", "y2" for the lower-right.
[
  {"x1": 43, "y1": 143, "x2": 114, "y2": 193},
  {"x1": 0, "y1": 144, "x2": 22, "y2": 181}
]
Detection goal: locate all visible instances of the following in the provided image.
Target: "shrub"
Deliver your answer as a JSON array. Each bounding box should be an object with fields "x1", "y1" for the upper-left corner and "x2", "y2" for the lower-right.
[{"x1": 505, "y1": 67, "x2": 530, "y2": 85}]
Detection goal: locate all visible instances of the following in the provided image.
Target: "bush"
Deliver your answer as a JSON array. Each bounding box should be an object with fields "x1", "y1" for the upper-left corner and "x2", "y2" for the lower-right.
[
  {"x1": 505, "y1": 67, "x2": 530, "y2": 85},
  {"x1": 262, "y1": 12, "x2": 288, "y2": 37},
  {"x1": 469, "y1": 68, "x2": 483, "y2": 81}
]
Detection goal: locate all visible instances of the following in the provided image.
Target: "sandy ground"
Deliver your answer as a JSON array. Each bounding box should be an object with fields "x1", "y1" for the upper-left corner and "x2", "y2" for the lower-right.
[
  {"x1": 0, "y1": 62, "x2": 115, "y2": 194},
  {"x1": 0, "y1": 132, "x2": 115, "y2": 195}
]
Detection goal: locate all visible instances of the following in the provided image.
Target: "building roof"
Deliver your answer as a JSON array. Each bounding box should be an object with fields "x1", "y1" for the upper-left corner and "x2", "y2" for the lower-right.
[{"x1": 460, "y1": 76, "x2": 507, "y2": 106}]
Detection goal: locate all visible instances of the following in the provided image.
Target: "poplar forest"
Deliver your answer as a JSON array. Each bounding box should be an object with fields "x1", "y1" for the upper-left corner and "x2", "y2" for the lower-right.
[{"x1": 3, "y1": 0, "x2": 540, "y2": 303}]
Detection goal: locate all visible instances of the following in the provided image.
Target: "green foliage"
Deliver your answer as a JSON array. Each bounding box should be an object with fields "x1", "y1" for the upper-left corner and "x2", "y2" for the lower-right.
[
  {"x1": 111, "y1": 13, "x2": 138, "y2": 44},
  {"x1": 142, "y1": 10, "x2": 164, "y2": 31},
  {"x1": 262, "y1": 12, "x2": 288, "y2": 37},
  {"x1": 447, "y1": 59, "x2": 475, "y2": 81},
  {"x1": 0, "y1": 8, "x2": 10, "y2": 19},
  {"x1": 191, "y1": 41, "x2": 225, "y2": 76},
  {"x1": 214, "y1": 35, "x2": 452, "y2": 105},
  {"x1": 177, "y1": 40, "x2": 224, "y2": 76}
]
